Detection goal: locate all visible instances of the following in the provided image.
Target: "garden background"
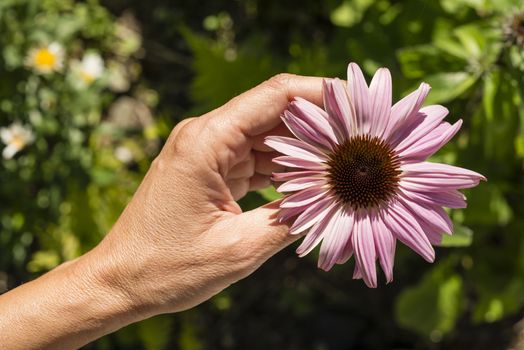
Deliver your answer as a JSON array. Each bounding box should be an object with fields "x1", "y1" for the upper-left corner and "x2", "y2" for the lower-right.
[{"x1": 1, "y1": 0, "x2": 524, "y2": 349}]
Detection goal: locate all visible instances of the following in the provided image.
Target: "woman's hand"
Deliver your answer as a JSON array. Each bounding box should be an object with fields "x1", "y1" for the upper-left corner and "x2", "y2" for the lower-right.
[
  {"x1": 98, "y1": 73, "x2": 324, "y2": 314},
  {"x1": 0, "y1": 74, "x2": 324, "y2": 349}
]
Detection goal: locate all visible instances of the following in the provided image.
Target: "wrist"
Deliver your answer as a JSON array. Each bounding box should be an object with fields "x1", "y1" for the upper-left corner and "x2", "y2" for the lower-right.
[{"x1": 0, "y1": 245, "x2": 146, "y2": 349}]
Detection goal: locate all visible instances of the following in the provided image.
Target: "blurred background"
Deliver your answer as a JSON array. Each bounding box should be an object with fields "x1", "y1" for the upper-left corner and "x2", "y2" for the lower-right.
[{"x1": 0, "y1": 0, "x2": 523, "y2": 349}]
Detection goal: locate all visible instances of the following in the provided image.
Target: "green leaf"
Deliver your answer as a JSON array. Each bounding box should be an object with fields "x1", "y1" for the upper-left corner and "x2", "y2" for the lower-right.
[
  {"x1": 330, "y1": 0, "x2": 374, "y2": 28},
  {"x1": 483, "y1": 69, "x2": 500, "y2": 122},
  {"x1": 395, "y1": 259, "x2": 463, "y2": 338},
  {"x1": 397, "y1": 45, "x2": 443, "y2": 79},
  {"x1": 454, "y1": 24, "x2": 486, "y2": 60},
  {"x1": 424, "y1": 72, "x2": 478, "y2": 104},
  {"x1": 257, "y1": 186, "x2": 282, "y2": 202},
  {"x1": 440, "y1": 224, "x2": 473, "y2": 247}
]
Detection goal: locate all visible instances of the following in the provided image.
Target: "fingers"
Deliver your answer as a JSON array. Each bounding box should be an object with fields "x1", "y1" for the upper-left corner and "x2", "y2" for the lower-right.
[
  {"x1": 227, "y1": 153, "x2": 255, "y2": 180},
  {"x1": 254, "y1": 151, "x2": 283, "y2": 175},
  {"x1": 226, "y1": 150, "x2": 283, "y2": 201},
  {"x1": 252, "y1": 123, "x2": 292, "y2": 152},
  {"x1": 234, "y1": 201, "x2": 303, "y2": 257},
  {"x1": 213, "y1": 74, "x2": 324, "y2": 138}
]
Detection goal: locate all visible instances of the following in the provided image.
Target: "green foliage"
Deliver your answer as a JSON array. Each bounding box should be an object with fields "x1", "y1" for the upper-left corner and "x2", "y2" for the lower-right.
[
  {"x1": 2, "y1": 0, "x2": 524, "y2": 348},
  {"x1": 395, "y1": 258, "x2": 463, "y2": 339}
]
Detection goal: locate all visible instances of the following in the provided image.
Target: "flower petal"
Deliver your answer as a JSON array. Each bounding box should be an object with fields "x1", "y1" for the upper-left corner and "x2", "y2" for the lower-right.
[
  {"x1": 385, "y1": 82, "x2": 430, "y2": 141},
  {"x1": 400, "y1": 175, "x2": 481, "y2": 191},
  {"x1": 290, "y1": 196, "x2": 337, "y2": 235},
  {"x1": 397, "y1": 120, "x2": 462, "y2": 161},
  {"x1": 401, "y1": 161, "x2": 486, "y2": 181},
  {"x1": 394, "y1": 105, "x2": 449, "y2": 152},
  {"x1": 323, "y1": 78, "x2": 356, "y2": 138},
  {"x1": 398, "y1": 194, "x2": 452, "y2": 235},
  {"x1": 273, "y1": 156, "x2": 326, "y2": 170},
  {"x1": 281, "y1": 186, "x2": 330, "y2": 208},
  {"x1": 372, "y1": 214, "x2": 396, "y2": 283},
  {"x1": 347, "y1": 62, "x2": 371, "y2": 134},
  {"x1": 2, "y1": 144, "x2": 18, "y2": 159},
  {"x1": 265, "y1": 136, "x2": 328, "y2": 162},
  {"x1": 277, "y1": 177, "x2": 326, "y2": 192},
  {"x1": 296, "y1": 204, "x2": 340, "y2": 256},
  {"x1": 318, "y1": 209, "x2": 354, "y2": 271},
  {"x1": 399, "y1": 187, "x2": 467, "y2": 209},
  {"x1": 352, "y1": 214, "x2": 378, "y2": 288},
  {"x1": 368, "y1": 68, "x2": 392, "y2": 138},
  {"x1": 291, "y1": 97, "x2": 341, "y2": 142},
  {"x1": 385, "y1": 201, "x2": 435, "y2": 262},
  {"x1": 282, "y1": 110, "x2": 334, "y2": 150},
  {"x1": 272, "y1": 170, "x2": 325, "y2": 182}
]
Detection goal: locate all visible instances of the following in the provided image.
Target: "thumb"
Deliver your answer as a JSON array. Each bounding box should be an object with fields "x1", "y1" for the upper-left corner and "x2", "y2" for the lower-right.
[{"x1": 234, "y1": 201, "x2": 303, "y2": 258}]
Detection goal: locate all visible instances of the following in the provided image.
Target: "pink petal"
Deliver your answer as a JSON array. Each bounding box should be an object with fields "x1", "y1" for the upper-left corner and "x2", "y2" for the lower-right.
[
  {"x1": 372, "y1": 214, "x2": 396, "y2": 283},
  {"x1": 336, "y1": 236, "x2": 354, "y2": 264},
  {"x1": 385, "y1": 201, "x2": 435, "y2": 263},
  {"x1": 398, "y1": 194, "x2": 452, "y2": 235},
  {"x1": 419, "y1": 219, "x2": 444, "y2": 245},
  {"x1": 323, "y1": 78, "x2": 356, "y2": 138},
  {"x1": 281, "y1": 186, "x2": 330, "y2": 208},
  {"x1": 368, "y1": 68, "x2": 392, "y2": 138},
  {"x1": 296, "y1": 204, "x2": 340, "y2": 256},
  {"x1": 352, "y1": 214, "x2": 378, "y2": 288},
  {"x1": 385, "y1": 83, "x2": 430, "y2": 141},
  {"x1": 290, "y1": 97, "x2": 341, "y2": 143},
  {"x1": 401, "y1": 162, "x2": 486, "y2": 181},
  {"x1": 290, "y1": 196, "x2": 337, "y2": 235},
  {"x1": 400, "y1": 176, "x2": 481, "y2": 191},
  {"x1": 399, "y1": 187, "x2": 467, "y2": 209},
  {"x1": 265, "y1": 136, "x2": 328, "y2": 162},
  {"x1": 272, "y1": 170, "x2": 325, "y2": 182},
  {"x1": 397, "y1": 120, "x2": 462, "y2": 161},
  {"x1": 282, "y1": 110, "x2": 334, "y2": 150},
  {"x1": 273, "y1": 156, "x2": 326, "y2": 170},
  {"x1": 279, "y1": 204, "x2": 309, "y2": 223},
  {"x1": 318, "y1": 209, "x2": 354, "y2": 271},
  {"x1": 353, "y1": 262, "x2": 363, "y2": 279},
  {"x1": 347, "y1": 62, "x2": 371, "y2": 134},
  {"x1": 277, "y1": 177, "x2": 326, "y2": 193},
  {"x1": 394, "y1": 105, "x2": 449, "y2": 152}
]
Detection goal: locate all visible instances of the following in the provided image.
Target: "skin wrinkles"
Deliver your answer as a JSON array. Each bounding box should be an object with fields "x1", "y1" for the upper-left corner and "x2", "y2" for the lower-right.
[{"x1": 0, "y1": 73, "x2": 323, "y2": 350}]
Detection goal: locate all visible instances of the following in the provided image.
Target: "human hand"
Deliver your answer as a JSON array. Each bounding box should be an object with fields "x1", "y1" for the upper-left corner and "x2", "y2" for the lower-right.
[
  {"x1": 0, "y1": 74, "x2": 326, "y2": 350},
  {"x1": 88, "y1": 73, "x2": 325, "y2": 317}
]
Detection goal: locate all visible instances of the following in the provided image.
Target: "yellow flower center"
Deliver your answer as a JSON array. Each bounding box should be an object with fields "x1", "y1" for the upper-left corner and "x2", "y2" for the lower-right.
[
  {"x1": 80, "y1": 71, "x2": 95, "y2": 84},
  {"x1": 34, "y1": 49, "x2": 57, "y2": 68},
  {"x1": 11, "y1": 134, "x2": 27, "y2": 149}
]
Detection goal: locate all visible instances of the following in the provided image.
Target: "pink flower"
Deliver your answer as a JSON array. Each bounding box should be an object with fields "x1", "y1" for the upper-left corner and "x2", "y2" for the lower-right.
[{"x1": 265, "y1": 63, "x2": 485, "y2": 288}]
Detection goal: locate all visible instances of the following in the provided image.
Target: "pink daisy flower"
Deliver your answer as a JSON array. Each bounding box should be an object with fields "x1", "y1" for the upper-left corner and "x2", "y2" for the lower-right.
[{"x1": 265, "y1": 62, "x2": 486, "y2": 288}]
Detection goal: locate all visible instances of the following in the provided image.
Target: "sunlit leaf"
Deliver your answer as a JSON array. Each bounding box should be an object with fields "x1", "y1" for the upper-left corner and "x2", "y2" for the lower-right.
[
  {"x1": 395, "y1": 259, "x2": 463, "y2": 337},
  {"x1": 441, "y1": 224, "x2": 473, "y2": 247},
  {"x1": 424, "y1": 71, "x2": 478, "y2": 104}
]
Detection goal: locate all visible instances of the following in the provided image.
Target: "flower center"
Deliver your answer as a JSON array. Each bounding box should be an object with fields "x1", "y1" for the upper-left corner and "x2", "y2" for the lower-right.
[
  {"x1": 34, "y1": 49, "x2": 57, "y2": 68},
  {"x1": 326, "y1": 134, "x2": 401, "y2": 209}
]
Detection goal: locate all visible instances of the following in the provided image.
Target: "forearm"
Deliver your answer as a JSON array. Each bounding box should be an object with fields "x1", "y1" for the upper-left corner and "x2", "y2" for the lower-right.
[{"x1": 0, "y1": 246, "x2": 141, "y2": 350}]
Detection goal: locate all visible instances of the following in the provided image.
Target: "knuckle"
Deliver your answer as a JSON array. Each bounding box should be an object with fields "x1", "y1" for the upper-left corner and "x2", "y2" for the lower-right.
[
  {"x1": 268, "y1": 73, "x2": 295, "y2": 91},
  {"x1": 167, "y1": 118, "x2": 201, "y2": 155},
  {"x1": 171, "y1": 117, "x2": 197, "y2": 141}
]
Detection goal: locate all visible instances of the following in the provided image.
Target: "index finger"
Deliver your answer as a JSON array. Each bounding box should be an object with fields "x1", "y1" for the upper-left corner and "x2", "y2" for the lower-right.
[{"x1": 213, "y1": 73, "x2": 325, "y2": 137}]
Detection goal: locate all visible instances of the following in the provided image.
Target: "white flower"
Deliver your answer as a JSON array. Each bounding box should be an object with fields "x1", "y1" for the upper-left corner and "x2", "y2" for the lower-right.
[
  {"x1": 75, "y1": 52, "x2": 105, "y2": 85},
  {"x1": 115, "y1": 146, "x2": 134, "y2": 164},
  {"x1": 26, "y1": 42, "x2": 64, "y2": 74},
  {"x1": 0, "y1": 123, "x2": 35, "y2": 159}
]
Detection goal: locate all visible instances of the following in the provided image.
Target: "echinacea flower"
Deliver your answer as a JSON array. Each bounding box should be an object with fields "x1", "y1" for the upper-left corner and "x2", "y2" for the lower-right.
[
  {"x1": 0, "y1": 122, "x2": 35, "y2": 159},
  {"x1": 265, "y1": 63, "x2": 485, "y2": 288},
  {"x1": 26, "y1": 42, "x2": 64, "y2": 74},
  {"x1": 73, "y1": 52, "x2": 105, "y2": 85}
]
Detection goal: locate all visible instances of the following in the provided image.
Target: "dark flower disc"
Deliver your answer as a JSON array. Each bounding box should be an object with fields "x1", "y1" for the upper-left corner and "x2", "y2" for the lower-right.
[{"x1": 327, "y1": 134, "x2": 401, "y2": 209}]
